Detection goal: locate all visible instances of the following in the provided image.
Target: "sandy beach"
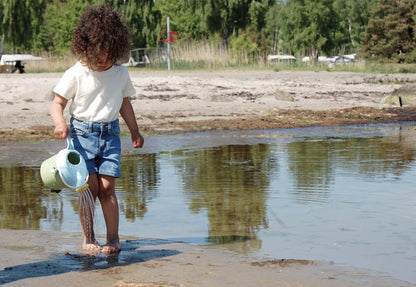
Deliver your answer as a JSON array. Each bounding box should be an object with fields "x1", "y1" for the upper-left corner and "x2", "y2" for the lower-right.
[
  {"x1": 1, "y1": 69, "x2": 416, "y2": 140},
  {"x1": 1, "y1": 70, "x2": 416, "y2": 286}
]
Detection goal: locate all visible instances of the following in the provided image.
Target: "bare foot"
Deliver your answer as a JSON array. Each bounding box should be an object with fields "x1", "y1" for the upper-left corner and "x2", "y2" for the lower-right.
[
  {"x1": 83, "y1": 240, "x2": 101, "y2": 251},
  {"x1": 102, "y1": 240, "x2": 121, "y2": 255}
]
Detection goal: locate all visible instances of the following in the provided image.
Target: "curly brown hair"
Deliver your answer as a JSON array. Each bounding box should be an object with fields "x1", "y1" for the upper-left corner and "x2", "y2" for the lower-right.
[{"x1": 71, "y1": 5, "x2": 131, "y2": 69}]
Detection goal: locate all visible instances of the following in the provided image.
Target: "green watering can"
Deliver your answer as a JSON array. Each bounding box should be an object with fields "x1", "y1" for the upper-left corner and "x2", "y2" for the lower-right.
[{"x1": 40, "y1": 136, "x2": 89, "y2": 193}]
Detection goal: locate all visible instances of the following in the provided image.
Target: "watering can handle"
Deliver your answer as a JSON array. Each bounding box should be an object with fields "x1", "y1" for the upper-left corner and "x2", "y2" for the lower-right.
[{"x1": 66, "y1": 136, "x2": 75, "y2": 150}]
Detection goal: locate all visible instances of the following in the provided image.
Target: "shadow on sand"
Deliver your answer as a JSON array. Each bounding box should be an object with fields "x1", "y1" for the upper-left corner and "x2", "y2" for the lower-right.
[{"x1": 0, "y1": 238, "x2": 180, "y2": 285}]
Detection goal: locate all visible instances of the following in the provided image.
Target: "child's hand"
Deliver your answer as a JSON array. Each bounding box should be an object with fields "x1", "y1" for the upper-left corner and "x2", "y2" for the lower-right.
[
  {"x1": 132, "y1": 131, "x2": 144, "y2": 148},
  {"x1": 54, "y1": 123, "x2": 68, "y2": 139},
  {"x1": 50, "y1": 94, "x2": 68, "y2": 139}
]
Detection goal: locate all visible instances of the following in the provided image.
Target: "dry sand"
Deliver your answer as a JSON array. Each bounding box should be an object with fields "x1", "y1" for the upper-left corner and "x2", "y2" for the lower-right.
[
  {"x1": 1, "y1": 70, "x2": 416, "y2": 286},
  {"x1": 1, "y1": 70, "x2": 416, "y2": 134}
]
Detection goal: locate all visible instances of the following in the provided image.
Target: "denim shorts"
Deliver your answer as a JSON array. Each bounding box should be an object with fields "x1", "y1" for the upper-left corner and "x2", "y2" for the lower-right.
[{"x1": 69, "y1": 117, "x2": 122, "y2": 178}]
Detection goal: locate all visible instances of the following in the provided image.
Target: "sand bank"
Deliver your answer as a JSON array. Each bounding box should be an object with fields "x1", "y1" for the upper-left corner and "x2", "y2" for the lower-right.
[{"x1": 1, "y1": 70, "x2": 416, "y2": 137}]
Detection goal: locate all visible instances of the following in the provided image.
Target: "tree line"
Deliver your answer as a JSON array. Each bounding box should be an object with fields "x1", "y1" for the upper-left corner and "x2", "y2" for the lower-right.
[{"x1": 1, "y1": 0, "x2": 416, "y2": 63}]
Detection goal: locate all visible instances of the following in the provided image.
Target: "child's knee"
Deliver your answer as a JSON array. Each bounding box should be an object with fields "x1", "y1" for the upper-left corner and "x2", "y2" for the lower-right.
[
  {"x1": 97, "y1": 174, "x2": 116, "y2": 198},
  {"x1": 98, "y1": 187, "x2": 115, "y2": 199}
]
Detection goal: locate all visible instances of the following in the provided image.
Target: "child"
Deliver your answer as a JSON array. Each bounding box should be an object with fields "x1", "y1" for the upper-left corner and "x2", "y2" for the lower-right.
[{"x1": 50, "y1": 5, "x2": 144, "y2": 254}]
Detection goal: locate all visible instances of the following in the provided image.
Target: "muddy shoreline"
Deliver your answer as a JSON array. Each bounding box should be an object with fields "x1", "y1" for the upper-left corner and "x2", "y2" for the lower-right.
[{"x1": 1, "y1": 106, "x2": 416, "y2": 142}]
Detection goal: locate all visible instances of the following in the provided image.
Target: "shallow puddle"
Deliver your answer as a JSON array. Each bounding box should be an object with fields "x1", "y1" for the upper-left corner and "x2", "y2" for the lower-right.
[{"x1": 0, "y1": 123, "x2": 415, "y2": 283}]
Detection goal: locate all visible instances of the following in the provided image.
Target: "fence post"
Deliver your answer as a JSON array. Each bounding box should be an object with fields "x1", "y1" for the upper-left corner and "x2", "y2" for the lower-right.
[{"x1": 167, "y1": 17, "x2": 171, "y2": 71}]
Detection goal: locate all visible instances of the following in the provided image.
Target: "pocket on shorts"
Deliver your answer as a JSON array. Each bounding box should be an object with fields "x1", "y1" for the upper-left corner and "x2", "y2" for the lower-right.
[
  {"x1": 70, "y1": 120, "x2": 88, "y2": 136},
  {"x1": 111, "y1": 124, "x2": 121, "y2": 136}
]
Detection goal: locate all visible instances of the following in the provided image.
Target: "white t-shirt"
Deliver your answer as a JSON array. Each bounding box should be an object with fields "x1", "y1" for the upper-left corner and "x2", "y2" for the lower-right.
[{"x1": 53, "y1": 61, "x2": 136, "y2": 122}]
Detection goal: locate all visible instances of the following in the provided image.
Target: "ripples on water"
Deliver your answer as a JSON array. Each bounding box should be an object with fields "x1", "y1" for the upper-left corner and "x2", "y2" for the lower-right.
[{"x1": 0, "y1": 123, "x2": 415, "y2": 283}]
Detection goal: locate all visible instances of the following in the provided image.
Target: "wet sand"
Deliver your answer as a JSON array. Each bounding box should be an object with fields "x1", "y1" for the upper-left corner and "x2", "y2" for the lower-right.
[
  {"x1": 1, "y1": 70, "x2": 416, "y2": 286},
  {"x1": 1, "y1": 229, "x2": 413, "y2": 287}
]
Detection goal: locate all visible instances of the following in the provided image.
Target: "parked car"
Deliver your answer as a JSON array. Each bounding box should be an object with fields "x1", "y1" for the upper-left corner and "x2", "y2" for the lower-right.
[{"x1": 330, "y1": 55, "x2": 355, "y2": 64}]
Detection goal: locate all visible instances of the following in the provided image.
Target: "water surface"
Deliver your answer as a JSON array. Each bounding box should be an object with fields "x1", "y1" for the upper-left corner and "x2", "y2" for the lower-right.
[{"x1": 0, "y1": 123, "x2": 415, "y2": 283}]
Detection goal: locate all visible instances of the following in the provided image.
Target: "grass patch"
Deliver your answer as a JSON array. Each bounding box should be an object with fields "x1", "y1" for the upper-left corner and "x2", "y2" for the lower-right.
[
  {"x1": 19, "y1": 41, "x2": 416, "y2": 74},
  {"x1": 24, "y1": 53, "x2": 77, "y2": 73}
]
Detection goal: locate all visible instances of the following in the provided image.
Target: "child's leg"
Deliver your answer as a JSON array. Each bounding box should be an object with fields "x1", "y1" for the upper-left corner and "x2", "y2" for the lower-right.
[
  {"x1": 97, "y1": 174, "x2": 121, "y2": 254},
  {"x1": 80, "y1": 173, "x2": 101, "y2": 250}
]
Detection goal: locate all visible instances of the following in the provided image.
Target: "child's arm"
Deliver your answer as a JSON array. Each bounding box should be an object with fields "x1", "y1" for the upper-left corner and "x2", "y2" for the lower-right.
[
  {"x1": 50, "y1": 94, "x2": 69, "y2": 139},
  {"x1": 120, "y1": 97, "x2": 144, "y2": 148}
]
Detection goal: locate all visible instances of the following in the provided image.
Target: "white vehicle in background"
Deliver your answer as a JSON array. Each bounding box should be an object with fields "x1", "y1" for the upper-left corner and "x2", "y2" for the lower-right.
[
  {"x1": 302, "y1": 54, "x2": 356, "y2": 64},
  {"x1": 0, "y1": 54, "x2": 43, "y2": 73},
  {"x1": 267, "y1": 54, "x2": 296, "y2": 63},
  {"x1": 0, "y1": 35, "x2": 43, "y2": 73},
  {"x1": 330, "y1": 54, "x2": 355, "y2": 64}
]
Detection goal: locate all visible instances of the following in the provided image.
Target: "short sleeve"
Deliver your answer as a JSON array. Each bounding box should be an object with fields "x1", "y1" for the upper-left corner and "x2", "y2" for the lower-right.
[
  {"x1": 122, "y1": 68, "x2": 136, "y2": 98},
  {"x1": 53, "y1": 65, "x2": 77, "y2": 100}
]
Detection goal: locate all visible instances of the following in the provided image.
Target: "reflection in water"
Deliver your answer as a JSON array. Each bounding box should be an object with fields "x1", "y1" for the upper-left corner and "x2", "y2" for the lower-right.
[
  {"x1": 286, "y1": 135, "x2": 416, "y2": 203},
  {"x1": 173, "y1": 144, "x2": 276, "y2": 250},
  {"x1": 0, "y1": 166, "x2": 62, "y2": 230},
  {"x1": 0, "y1": 127, "x2": 415, "y2": 231},
  {"x1": 0, "y1": 124, "x2": 415, "y2": 282},
  {"x1": 287, "y1": 140, "x2": 334, "y2": 203},
  {"x1": 46, "y1": 154, "x2": 161, "y2": 225},
  {"x1": 117, "y1": 153, "x2": 160, "y2": 221}
]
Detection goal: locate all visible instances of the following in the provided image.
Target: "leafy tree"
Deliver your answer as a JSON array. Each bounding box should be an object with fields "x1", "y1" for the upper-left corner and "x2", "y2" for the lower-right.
[
  {"x1": 154, "y1": 0, "x2": 207, "y2": 41},
  {"x1": 203, "y1": 0, "x2": 267, "y2": 49},
  {"x1": 44, "y1": 0, "x2": 89, "y2": 54},
  {"x1": 0, "y1": 0, "x2": 49, "y2": 52},
  {"x1": 265, "y1": 1, "x2": 283, "y2": 53},
  {"x1": 121, "y1": 0, "x2": 161, "y2": 48},
  {"x1": 3, "y1": 0, "x2": 409, "y2": 65},
  {"x1": 141, "y1": 6, "x2": 162, "y2": 48},
  {"x1": 332, "y1": 0, "x2": 354, "y2": 54},
  {"x1": 229, "y1": 0, "x2": 251, "y2": 32},
  {"x1": 248, "y1": 0, "x2": 268, "y2": 33},
  {"x1": 204, "y1": 0, "x2": 231, "y2": 48},
  {"x1": 278, "y1": 0, "x2": 339, "y2": 60},
  {"x1": 230, "y1": 29, "x2": 259, "y2": 61},
  {"x1": 31, "y1": 23, "x2": 50, "y2": 52},
  {"x1": 362, "y1": 0, "x2": 416, "y2": 62},
  {"x1": 333, "y1": 0, "x2": 377, "y2": 54},
  {"x1": 122, "y1": 0, "x2": 144, "y2": 47}
]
